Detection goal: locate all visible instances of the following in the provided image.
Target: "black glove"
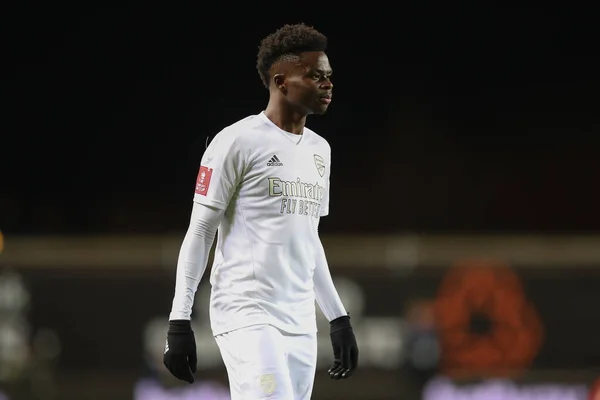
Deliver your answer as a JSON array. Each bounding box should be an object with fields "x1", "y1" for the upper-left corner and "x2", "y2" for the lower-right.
[
  {"x1": 163, "y1": 320, "x2": 197, "y2": 383},
  {"x1": 328, "y1": 315, "x2": 359, "y2": 379}
]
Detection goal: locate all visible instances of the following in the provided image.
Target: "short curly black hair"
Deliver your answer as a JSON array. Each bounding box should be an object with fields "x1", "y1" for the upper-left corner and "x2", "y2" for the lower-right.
[{"x1": 256, "y1": 23, "x2": 328, "y2": 89}]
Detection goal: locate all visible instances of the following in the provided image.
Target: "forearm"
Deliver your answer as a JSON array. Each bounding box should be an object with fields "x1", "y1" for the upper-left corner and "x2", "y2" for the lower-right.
[
  {"x1": 169, "y1": 202, "x2": 223, "y2": 321},
  {"x1": 313, "y1": 235, "x2": 347, "y2": 321}
]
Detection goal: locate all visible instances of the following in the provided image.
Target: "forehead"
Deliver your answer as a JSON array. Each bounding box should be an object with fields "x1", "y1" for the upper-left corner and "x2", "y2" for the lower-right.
[{"x1": 298, "y1": 51, "x2": 332, "y2": 72}]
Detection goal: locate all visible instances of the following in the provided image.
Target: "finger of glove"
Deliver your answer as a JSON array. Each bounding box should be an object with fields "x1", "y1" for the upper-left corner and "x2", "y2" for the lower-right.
[
  {"x1": 188, "y1": 350, "x2": 198, "y2": 374},
  {"x1": 331, "y1": 369, "x2": 349, "y2": 380},
  {"x1": 328, "y1": 361, "x2": 340, "y2": 374},
  {"x1": 173, "y1": 363, "x2": 195, "y2": 384},
  {"x1": 329, "y1": 364, "x2": 345, "y2": 380},
  {"x1": 328, "y1": 362, "x2": 341, "y2": 376},
  {"x1": 340, "y1": 368, "x2": 354, "y2": 379},
  {"x1": 351, "y1": 346, "x2": 359, "y2": 369},
  {"x1": 341, "y1": 346, "x2": 352, "y2": 370},
  {"x1": 165, "y1": 357, "x2": 194, "y2": 383}
]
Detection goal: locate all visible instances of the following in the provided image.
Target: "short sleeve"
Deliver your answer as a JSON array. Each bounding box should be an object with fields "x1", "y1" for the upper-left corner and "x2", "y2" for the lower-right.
[
  {"x1": 193, "y1": 132, "x2": 245, "y2": 210},
  {"x1": 319, "y1": 148, "x2": 331, "y2": 217}
]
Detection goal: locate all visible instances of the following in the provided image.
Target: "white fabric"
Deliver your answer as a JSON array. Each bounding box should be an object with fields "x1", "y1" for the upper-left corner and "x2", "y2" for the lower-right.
[
  {"x1": 168, "y1": 202, "x2": 346, "y2": 324},
  {"x1": 169, "y1": 203, "x2": 224, "y2": 321},
  {"x1": 283, "y1": 130, "x2": 303, "y2": 144},
  {"x1": 169, "y1": 111, "x2": 346, "y2": 336},
  {"x1": 313, "y1": 227, "x2": 347, "y2": 321},
  {"x1": 215, "y1": 324, "x2": 317, "y2": 400}
]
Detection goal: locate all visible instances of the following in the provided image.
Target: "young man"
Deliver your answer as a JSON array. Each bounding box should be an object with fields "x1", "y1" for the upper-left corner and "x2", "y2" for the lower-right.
[{"x1": 163, "y1": 23, "x2": 358, "y2": 399}]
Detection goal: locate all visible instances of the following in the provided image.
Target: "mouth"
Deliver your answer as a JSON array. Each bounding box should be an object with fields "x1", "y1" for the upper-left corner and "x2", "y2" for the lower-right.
[{"x1": 318, "y1": 94, "x2": 332, "y2": 104}]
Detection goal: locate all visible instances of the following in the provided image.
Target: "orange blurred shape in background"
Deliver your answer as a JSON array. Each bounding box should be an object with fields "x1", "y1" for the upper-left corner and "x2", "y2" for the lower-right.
[{"x1": 434, "y1": 258, "x2": 544, "y2": 379}]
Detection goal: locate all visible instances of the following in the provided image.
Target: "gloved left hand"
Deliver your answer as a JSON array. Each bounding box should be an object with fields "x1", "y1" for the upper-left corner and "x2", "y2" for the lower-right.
[{"x1": 328, "y1": 315, "x2": 359, "y2": 379}]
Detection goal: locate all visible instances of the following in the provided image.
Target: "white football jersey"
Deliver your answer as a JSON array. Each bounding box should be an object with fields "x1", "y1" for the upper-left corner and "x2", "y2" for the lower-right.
[{"x1": 194, "y1": 112, "x2": 331, "y2": 336}]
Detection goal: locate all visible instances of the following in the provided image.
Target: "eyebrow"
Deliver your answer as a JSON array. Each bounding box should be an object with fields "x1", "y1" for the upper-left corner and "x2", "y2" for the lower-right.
[{"x1": 314, "y1": 68, "x2": 333, "y2": 75}]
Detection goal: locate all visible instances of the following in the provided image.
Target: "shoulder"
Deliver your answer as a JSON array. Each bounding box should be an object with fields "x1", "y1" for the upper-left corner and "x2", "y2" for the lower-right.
[
  {"x1": 304, "y1": 126, "x2": 331, "y2": 154},
  {"x1": 211, "y1": 114, "x2": 271, "y2": 149}
]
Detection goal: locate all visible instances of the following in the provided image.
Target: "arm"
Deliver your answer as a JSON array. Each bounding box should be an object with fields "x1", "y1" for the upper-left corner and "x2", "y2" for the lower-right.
[
  {"x1": 314, "y1": 146, "x2": 358, "y2": 380},
  {"x1": 313, "y1": 145, "x2": 345, "y2": 320},
  {"x1": 314, "y1": 227, "x2": 359, "y2": 380},
  {"x1": 164, "y1": 131, "x2": 245, "y2": 383},
  {"x1": 169, "y1": 201, "x2": 224, "y2": 321},
  {"x1": 169, "y1": 131, "x2": 245, "y2": 320},
  {"x1": 313, "y1": 231, "x2": 347, "y2": 321}
]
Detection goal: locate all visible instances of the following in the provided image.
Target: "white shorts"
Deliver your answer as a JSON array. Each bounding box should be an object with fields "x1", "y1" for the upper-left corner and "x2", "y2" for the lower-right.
[{"x1": 214, "y1": 324, "x2": 318, "y2": 400}]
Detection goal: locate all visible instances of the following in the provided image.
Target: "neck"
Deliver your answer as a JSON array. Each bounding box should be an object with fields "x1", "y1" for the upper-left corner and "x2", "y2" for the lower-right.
[{"x1": 264, "y1": 96, "x2": 307, "y2": 135}]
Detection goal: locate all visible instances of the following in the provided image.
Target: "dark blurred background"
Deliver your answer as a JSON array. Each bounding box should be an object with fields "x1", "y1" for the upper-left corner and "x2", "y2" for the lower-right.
[{"x1": 1, "y1": 4, "x2": 599, "y2": 400}]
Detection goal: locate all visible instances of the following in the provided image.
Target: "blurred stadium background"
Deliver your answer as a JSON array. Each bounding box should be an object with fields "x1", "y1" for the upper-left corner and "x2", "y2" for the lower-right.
[
  {"x1": 3, "y1": 4, "x2": 600, "y2": 400},
  {"x1": 2, "y1": 234, "x2": 600, "y2": 399}
]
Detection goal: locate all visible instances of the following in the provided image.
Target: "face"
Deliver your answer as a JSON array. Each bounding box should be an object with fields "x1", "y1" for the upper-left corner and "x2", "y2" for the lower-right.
[{"x1": 274, "y1": 51, "x2": 333, "y2": 115}]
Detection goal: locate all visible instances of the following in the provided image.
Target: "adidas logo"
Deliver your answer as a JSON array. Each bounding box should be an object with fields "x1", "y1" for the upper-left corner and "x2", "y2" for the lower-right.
[{"x1": 267, "y1": 155, "x2": 283, "y2": 167}]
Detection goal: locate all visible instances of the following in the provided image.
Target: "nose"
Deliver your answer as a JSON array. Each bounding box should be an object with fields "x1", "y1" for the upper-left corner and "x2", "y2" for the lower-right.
[{"x1": 320, "y1": 78, "x2": 333, "y2": 90}]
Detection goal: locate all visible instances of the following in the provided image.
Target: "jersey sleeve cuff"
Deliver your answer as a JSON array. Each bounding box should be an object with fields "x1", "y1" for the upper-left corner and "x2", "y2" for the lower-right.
[{"x1": 169, "y1": 310, "x2": 191, "y2": 321}]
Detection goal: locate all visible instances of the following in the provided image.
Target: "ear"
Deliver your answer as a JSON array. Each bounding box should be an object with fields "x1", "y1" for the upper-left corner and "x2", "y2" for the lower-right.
[{"x1": 272, "y1": 73, "x2": 287, "y2": 95}]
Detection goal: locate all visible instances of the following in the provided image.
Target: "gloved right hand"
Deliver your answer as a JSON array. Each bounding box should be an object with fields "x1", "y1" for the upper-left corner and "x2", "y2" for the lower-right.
[{"x1": 163, "y1": 320, "x2": 197, "y2": 383}]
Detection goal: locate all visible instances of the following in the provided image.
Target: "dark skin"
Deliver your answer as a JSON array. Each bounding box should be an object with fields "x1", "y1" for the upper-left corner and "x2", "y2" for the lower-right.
[{"x1": 264, "y1": 50, "x2": 333, "y2": 135}]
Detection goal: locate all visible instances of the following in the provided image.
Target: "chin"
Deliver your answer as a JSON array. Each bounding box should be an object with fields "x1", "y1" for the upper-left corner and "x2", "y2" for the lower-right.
[{"x1": 312, "y1": 105, "x2": 329, "y2": 115}]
